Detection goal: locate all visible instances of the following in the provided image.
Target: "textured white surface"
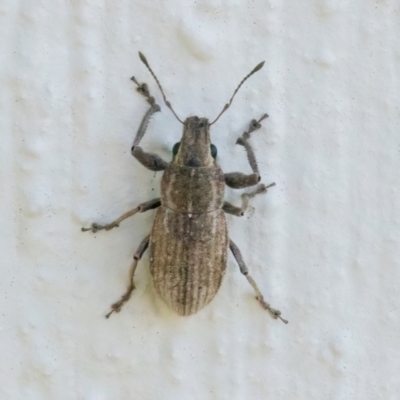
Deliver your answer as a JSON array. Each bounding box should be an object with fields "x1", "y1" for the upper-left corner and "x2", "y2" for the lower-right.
[{"x1": 1, "y1": 1, "x2": 400, "y2": 399}]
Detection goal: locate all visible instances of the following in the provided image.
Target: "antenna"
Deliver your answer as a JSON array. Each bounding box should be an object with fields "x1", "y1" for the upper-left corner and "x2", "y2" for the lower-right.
[
  {"x1": 138, "y1": 52, "x2": 184, "y2": 124},
  {"x1": 210, "y1": 61, "x2": 265, "y2": 125}
]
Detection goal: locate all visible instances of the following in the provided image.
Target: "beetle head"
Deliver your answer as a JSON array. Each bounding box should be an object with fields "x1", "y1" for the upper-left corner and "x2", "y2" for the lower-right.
[
  {"x1": 172, "y1": 116, "x2": 216, "y2": 168},
  {"x1": 138, "y1": 52, "x2": 264, "y2": 168}
]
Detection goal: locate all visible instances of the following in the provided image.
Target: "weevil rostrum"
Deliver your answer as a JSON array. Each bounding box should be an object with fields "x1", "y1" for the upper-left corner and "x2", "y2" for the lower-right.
[{"x1": 82, "y1": 52, "x2": 287, "y2": 324}]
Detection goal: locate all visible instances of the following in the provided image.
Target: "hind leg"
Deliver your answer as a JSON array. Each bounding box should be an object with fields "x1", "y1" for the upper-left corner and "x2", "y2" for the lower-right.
[
  {"x1": 105, "y1": 234, "x2": 150, "y2": 318},
  {"x1": 229, "y1": 239, "x2": 288, "y2": 324}
]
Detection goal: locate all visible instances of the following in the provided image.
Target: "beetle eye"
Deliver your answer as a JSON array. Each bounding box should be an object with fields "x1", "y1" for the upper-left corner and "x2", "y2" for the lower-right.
[
  {"x1": 210, "y1": 144, "x2": 217, "y2": 158},
  {"x1": 172, "y1": 142, "x2": 181, "y2": 156}
]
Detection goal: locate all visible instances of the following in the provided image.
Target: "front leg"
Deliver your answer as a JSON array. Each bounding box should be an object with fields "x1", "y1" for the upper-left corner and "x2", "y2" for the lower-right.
[
  {"x1": 224, "y1": 114, "x2": 269, "y2": 189},
  {"x1": 82, "y1": 198, "x2": 161, "y2": 233},
  {"x1": 130, "y1": 77, "x2": 168, "y2": 171},
  {"x1": 223, "y1": 183, "x2": 275, "y2": 216},
  {"x1": 131, "y1": 146, "x2": 168, "y2": 171}
]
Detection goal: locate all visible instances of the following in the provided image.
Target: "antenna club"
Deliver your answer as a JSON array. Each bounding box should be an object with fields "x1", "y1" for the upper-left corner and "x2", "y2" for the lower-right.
[
  {"x1": 253, "y1": 61, "x2": 265, "y2": 72},
  {"x1": 137, "y1": 51, "x2": 184, "y2": 124},
  {"x1": 210, "y1": 60, "x2": 266, "y2": 125},
  {"x1": 138, "y1": 51, "x2": 149, "y2": 66}
]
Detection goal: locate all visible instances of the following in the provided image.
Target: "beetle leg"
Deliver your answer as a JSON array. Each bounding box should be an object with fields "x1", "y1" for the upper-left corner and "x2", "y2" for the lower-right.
[
  {"x1": 105, "y1": 234, "x2": 150, "y2": 319},
  {"x1": 224, "y1": 114, "x2": 269, "y2": 188},
  {"x1": 224, "y1": 172, "x2": 260, "y2": 189},
  {"x1": 131, "y1": 146, "x2": 168, "y2": 171},
  {"x1": 235, "y1": 114, "x2": 268, "y2": 176},
  {"x1": 81, "y1": 198, "x2": 161, "y2": 233},
  {"x1": 229, "y1": 239, "x2": 288, "y2": 324},
  {"x1": 223, "y1": 183, "x2": 275, "y2": 216},
  {"x1": 130, "y1": 77, "x2": 169, "y2": 171}
]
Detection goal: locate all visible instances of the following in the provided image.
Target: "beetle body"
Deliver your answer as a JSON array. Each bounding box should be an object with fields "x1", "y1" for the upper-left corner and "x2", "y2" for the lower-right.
[
  {"x1": 150, "y1": 117, "x2": 228, "y2": 315},
  {"x1": 82, "y1": 53, "x2": 287, "y2": 323}
]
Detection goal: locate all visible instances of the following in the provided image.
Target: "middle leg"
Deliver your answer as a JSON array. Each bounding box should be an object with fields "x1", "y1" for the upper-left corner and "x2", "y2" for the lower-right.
[
  {"x1": 223, "y1": 182, "x2": 275, "y2": 217},
  {"x1": 82, "y1": 198, "x2": 161, "y2": 233}
]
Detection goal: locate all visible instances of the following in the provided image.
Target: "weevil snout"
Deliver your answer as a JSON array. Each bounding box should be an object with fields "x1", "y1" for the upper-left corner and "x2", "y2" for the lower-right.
[
  {"x1": 184, "y1": 116, "x2": 209, "y2": 130},
  {"x1": 173, "y1": 116, "x2": 214, "y2": 168}
]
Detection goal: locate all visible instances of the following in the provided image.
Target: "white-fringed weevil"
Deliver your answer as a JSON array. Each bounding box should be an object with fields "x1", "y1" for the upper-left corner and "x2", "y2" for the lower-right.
[{"x1": 82, "y1": 52, "x2": 287, "y2": 323}]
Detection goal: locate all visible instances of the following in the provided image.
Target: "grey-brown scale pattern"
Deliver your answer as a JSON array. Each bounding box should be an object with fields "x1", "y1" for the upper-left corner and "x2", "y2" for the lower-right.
[
  {"x1": 150, "y1": 162, "x2": 228, "y2": 316},
  {"x1": 150, "y1": 208, "x2": 228, "y2": 316},
  {"x1": 161, "y1": 164, "x2": 225, "y2": 213}
]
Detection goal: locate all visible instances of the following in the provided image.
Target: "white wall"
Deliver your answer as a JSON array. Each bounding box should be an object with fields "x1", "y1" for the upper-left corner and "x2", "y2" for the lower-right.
[{"x1": 1, "y1": 1, "x2": 399, "y2": 399}]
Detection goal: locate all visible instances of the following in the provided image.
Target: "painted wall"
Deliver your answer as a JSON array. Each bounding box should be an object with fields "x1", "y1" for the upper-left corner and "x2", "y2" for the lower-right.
[{"x1": 1, "y1": 1, "x2": 399, "y2": 399}]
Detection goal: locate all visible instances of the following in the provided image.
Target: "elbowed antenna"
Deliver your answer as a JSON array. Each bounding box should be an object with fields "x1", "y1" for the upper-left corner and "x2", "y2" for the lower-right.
[
  {"x1": 138, "y1": 52, "x2": 184, "y2": 124},
  {"x1": 210, "y1": 61, "x2": 265, "y2": 125}
]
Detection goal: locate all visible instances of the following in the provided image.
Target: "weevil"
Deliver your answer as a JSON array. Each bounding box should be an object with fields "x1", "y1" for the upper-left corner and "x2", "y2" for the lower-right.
[{"x1": 82, "y1": 52, "x2": 287, "y2": 323}]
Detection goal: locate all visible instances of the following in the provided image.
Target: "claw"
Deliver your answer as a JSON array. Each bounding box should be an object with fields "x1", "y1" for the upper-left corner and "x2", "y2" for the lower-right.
[
  {"x1": 81, "y1": 222, "x2": 120, "y2": 233},
  {"x1": 81, "y1": 223, "x2": 99, "y2": 233},
  {"x1": 256, "y1": 295, "x2": 288, "y2": 324},
  {"x1": 105, "y1": 283, "x2": 135, "y2": 319}
]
